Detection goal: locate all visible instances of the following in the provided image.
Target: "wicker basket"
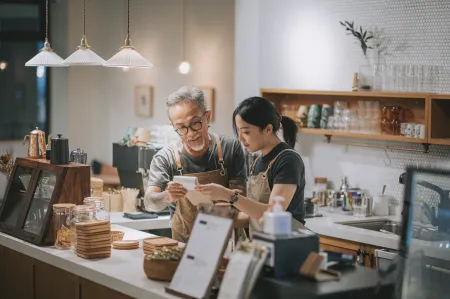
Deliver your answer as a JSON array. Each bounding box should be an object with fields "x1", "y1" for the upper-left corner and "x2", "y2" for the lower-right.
[{"x1": 143, "y1": 257, "x2": 180, "y2": 281}]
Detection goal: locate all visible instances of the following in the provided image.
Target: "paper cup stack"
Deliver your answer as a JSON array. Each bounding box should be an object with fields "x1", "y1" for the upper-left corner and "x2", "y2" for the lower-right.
[
  {"x1": 75, "y1": 220, "x2": 111, "y2": 259},
  {"x1": 112, "y1": 240, "x2": 140, "y2": 250},
  {"x1": 143, "y1": 237, "x2": 179, "y2": 255},
  {"x1": 90, "y1": 177, "x2": 104, "y2": 197}
]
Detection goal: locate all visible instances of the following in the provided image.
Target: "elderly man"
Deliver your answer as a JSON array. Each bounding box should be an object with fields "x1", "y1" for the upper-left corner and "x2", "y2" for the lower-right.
[{"x1": 144, "y1": 86, "x2": 246, "y2": 242}]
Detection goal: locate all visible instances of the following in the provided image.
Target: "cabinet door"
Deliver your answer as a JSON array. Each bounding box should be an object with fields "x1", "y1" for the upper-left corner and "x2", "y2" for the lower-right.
[
  {"x1": 0, "y1": 245, "x2": 34, "y2": 299},
  {"x1": 34, "y1": 260, "x2": 80, "y2": 299},
  {"x1": 0, "y1": 164, "x2": 36, "y2": 231},
  {"x1": 80, "y1": 278, "x2": 134, "y2": 299}
]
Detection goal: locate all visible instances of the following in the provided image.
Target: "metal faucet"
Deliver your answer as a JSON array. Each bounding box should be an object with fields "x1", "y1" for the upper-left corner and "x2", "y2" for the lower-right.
[{"x1": 399, "y1": 173, "x2": 450, "y2": 233}]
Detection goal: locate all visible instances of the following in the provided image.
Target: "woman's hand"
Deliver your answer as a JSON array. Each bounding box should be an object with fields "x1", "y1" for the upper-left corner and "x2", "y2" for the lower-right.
[
  {"x1": 195, "y1": 183, "x2": 233, "y2": 202},
  {"x1": 167, "y1": 182, "x2": 188, "y2": 203}
]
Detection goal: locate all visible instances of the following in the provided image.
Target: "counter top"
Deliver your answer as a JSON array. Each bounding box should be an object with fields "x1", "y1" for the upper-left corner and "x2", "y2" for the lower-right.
[
  {"x1": 109, "y1": 212, "x2": 171, "y2": 231},
  {"x1": 306, "y1": 208, "x2": 450, "y2": 261},
  {"x1": 0, "y1": 225, "x2": 176, "y2": 299}
]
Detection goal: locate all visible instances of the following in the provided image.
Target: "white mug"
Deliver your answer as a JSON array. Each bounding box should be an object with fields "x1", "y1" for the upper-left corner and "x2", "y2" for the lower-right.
[
  {"x1": 415, "y1": 124, "x2": 425, "y2": 139},
  {"x1": 406, "y1": 123, "x2": 416, "y2": 138},
  {"x1": 400, "y1": 123, "x2": 408, "y2": 136}
]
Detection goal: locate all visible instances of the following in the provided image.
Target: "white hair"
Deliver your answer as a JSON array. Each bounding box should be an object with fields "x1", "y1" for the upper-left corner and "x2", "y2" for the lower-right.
[{"x1": 166, "y1": 86, "x2": 206, "y2": 113}]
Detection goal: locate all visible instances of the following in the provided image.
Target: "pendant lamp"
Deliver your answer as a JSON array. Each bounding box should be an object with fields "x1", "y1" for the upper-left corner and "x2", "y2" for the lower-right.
[
  {"x1": 104, "y1": 0, "x2": 153, "y2": 68},
  {"x1": 178, "y1": 0, "x2": 190, "y2": 74},
  {"x1": 63, "y1": 0, "x2": 104, "y2": 66},
  {"x1": 25, "y1": 0, "x2": 66, "y2": 67}
]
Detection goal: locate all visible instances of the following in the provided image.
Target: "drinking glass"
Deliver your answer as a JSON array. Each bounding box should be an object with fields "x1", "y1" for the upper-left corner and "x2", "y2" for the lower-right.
[
  {"x1": 415, "y1": 65, "x2": 424, "y2": 92},
  {"x1": 397, "y1": 65, "x2": 407, "y2": 92},
  {"x1": 387, "y1": 64, "x2": 397, "y2": 91},
  {"x1": 407, "y1": 64, "x2": 416, "y2": 92}
]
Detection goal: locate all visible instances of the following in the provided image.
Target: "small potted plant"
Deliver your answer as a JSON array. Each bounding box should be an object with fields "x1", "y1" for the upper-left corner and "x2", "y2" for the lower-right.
[{"x1": 340, "y1": 21, "x2": 374, "y2": 90}]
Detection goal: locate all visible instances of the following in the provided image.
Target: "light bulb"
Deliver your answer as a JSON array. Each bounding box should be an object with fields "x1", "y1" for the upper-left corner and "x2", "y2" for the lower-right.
[
  {"x1": 36, "y1": 66, "x2": 45, "y2": 77},
  {"x1": 178, "y1": 61, "x2": 191, "y2": 74},
  {"x1": 0, "y1": 61, "x2": 7, "y2": 71},
  {"x1": 122, "y1": 67, "x2": 130, "y2": 72}
]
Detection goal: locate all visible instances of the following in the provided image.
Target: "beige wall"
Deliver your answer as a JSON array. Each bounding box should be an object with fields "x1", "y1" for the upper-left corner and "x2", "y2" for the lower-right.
[{"x1": 49, "y1": 0, "x2": 235, "y2": 165}]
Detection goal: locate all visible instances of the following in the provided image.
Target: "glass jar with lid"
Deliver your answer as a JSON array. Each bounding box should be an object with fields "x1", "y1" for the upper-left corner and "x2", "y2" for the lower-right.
[
  {"x1": 52, "y1": 203, "x2": 76, "y2": 250},
  {"x1": 69, "y1": 205, "x2": 96, "y2": 250},
  {"x1": 83, "y1": 196, "x2": 110, "y2": 221}
]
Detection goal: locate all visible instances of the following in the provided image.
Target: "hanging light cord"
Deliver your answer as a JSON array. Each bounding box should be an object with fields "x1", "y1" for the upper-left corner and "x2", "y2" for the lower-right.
[
  {"x1": 45, "y1": 0, "x2": 49, "y2": 42},
  {"x1": 127, "y1": 0, "x2": 130, "y2": 38},
  {"x1": 83, "y1": 0, "x2": 86, "y2": 36},
  {"x1": 182, "y1": 0, "x2": 185, "y2": 60}
]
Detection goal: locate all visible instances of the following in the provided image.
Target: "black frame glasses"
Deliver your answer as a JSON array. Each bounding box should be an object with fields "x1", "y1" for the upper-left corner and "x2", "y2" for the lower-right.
[{"x1": 173, "y1": 113, "x2": 207, "y2": 136}]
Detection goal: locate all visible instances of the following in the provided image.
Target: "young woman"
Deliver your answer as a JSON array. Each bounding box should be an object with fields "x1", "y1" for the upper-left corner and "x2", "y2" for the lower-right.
[{"x1": 195, "y1": 96, "x2": 306, "y2": 233}]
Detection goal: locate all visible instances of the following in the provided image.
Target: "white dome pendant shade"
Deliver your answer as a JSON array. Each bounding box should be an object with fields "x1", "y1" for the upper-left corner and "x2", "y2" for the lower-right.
[
  {"x1": 104, "y1": 0, "x2": 153, "y2": 69},
  {"x1": 63, "y1": 36, "x2": 105, "y2": 65},
  {"x1": 25, "y1": 0, "x2": 66, "y2": 67},
  {"x1": 104, "y1": 37, "x2": 153, "y2": 68},
  {"x1": 63, "y1": 0, "x2": 105, "y2": 66}
]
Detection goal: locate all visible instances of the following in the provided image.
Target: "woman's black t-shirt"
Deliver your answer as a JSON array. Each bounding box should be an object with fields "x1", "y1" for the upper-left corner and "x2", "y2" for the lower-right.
[{"x1": 252, "y1": 142, "x2": 305, "y2": 223}]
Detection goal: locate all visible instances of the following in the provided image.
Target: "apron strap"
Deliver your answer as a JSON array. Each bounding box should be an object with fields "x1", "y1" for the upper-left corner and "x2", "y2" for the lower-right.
[
  {"x1": 172, "y1": 141, "x2": 183, "y2": 175},
  {"x1": 249, "y1": 155, "x2": 260, "y2": 176},
  {"x1": 172, "y1": 133, "x2": 226, "y2": 176},
  {"x1": 263, "y1": 149, "x2": 299, "y2": 177},
  {"x1": 213, "y1": 133, "x2": 226, "y2": 176}
]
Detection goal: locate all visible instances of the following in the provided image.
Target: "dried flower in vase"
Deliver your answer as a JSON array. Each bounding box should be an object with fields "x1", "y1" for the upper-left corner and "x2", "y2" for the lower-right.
[
  {"x1": 0, "y1": 151, "x2": 14, "y2": 180},
  {"x1": 340, "y1": 21, "x2": 373, "y2": 57}
]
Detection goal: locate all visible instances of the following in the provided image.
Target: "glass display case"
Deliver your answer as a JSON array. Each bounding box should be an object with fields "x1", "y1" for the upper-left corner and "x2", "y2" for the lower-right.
[
  {"x1": 0, "y1": 158, "x2": 90, "y2": 246},
  {"x1": 397, "y1": 167, "x2": 450, "y2": 299}
]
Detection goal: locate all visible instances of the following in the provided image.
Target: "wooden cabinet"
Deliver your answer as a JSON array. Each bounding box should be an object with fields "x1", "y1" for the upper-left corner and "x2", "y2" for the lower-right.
[
  {"x1": 80, "y1": 278, "x2": 134, "y2": 299},
  {"x1": 0, "y1": 245, "x2": 132, "y2": 299},
  {"x1": 34, "y1": 260, "x2": 80, "y2": 299},
  {"x1": 319, "y1": 235, "x2": 379, "y2": 268},
  {"x1": 0, "y1": 158, "x2": 90, "y2": 246},
  {"x1": 0, "y1": 245, "x2": 34, "y2": 299},
  {"x1": 260, "y1": 89, "x2": 450, "y2": 151}
]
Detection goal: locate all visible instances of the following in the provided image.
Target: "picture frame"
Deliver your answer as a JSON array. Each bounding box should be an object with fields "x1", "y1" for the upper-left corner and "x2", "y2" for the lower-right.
[
  {"x1": 134, "y1": 85, "x2": 153, "y2": 117},
  {"x1": 201, "y1": 87, "x2": 215, "y2": 122}
]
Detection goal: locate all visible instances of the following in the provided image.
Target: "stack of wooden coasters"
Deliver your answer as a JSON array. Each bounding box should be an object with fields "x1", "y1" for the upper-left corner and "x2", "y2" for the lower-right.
[
  {"x1": 75, "y1": 220, "x2": 111, "y2": 259},
  {"x1": 112, "y1": 240, "x2": 140, "y2": 250},
  {"x1": 143, "y1": 237, "x2": 178, "y2": 255}
]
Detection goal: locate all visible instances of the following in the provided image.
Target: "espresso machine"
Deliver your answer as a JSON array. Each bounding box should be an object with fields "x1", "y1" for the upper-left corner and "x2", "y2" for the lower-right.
[{"x1": 112, "y1": 143, "x2": 162, "y2": 198}]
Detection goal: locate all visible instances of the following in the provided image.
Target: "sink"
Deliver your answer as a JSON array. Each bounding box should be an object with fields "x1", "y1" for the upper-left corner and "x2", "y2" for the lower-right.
[
  {"x1": 338, "y1": 220, "x2": 450, "y2": 242},
  {"x1": 338, "y1": 220, "x2": 403, "y2": 235}
]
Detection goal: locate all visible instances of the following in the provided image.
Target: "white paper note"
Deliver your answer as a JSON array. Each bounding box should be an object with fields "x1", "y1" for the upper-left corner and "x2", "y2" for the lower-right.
[
  {"x1": 169, "y1": 213, "x2": 233, "y2": 299},
  {"x1": 173, "y1": 176, "x2": 198, "y2": 191},
  {"x1": 173, "y1": 176, "x2": 213, "y2": 206}
]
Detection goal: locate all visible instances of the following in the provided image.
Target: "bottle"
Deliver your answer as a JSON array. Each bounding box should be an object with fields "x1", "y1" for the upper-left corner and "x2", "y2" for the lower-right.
[
  {"x1": 340, "y1": 176, "x2": 349, "y2": 192},
  {"x1": 263, "y1": 196, "x2": 291, "y2": 236}
]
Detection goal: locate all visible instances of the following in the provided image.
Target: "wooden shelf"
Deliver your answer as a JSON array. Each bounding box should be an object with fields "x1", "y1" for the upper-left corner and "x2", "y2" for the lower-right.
[
  {"x1": 428, "y1": 138, "x2": 450, "y2": 146},
  {"x1": 298, "y1": 128, "x2": 428, "y2": 144},
  {"x1": 259, "y1": 89, "x2": 450, "y2": 149},
  {"x1": 261, "y1": 89, "x2": 433, "y2": 99}
]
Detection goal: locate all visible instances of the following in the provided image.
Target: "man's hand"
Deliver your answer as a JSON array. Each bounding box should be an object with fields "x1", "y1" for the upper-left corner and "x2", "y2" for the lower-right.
[{"x1": 167, "y1": 182, "x2": 188, "y2": 202}]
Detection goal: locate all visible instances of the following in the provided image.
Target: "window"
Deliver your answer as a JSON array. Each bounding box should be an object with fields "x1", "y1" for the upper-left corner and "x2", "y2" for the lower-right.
[{"x1": 0, "y1": 1, "x2": 49, "y2": 140}]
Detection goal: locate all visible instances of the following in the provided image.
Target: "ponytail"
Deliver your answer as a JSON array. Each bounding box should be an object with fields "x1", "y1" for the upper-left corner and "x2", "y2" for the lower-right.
[{"x1": 280, "y1": 116, "x2": 297, "y2": 148}]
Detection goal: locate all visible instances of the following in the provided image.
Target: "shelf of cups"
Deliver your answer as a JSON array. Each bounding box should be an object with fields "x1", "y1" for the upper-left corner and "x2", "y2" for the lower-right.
[{"x1": 297, "y1": 128, "x2": 428, "y2": 144}]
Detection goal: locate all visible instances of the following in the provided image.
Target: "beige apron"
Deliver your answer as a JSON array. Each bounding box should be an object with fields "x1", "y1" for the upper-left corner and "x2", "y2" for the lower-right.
[
  {"x1": 170, "y1": 133, "x2": 230, "y2": 243},
  {"x1": 247, "y1": 149, "x2": 304, "y2": 235}
]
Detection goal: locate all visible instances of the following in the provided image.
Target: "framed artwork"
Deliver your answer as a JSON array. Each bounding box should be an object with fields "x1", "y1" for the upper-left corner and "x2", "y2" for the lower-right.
[
  {"x1": 201, "y1": 87, "x2": 215, "y2": 122},
  {"x1": 134, "y1": 85, "x2": 153, "y2": 117}
]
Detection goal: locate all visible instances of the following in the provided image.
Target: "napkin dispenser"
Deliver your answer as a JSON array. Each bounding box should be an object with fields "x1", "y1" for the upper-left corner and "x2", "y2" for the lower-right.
[{"x1": 252, "y1": 228, "x2": 319, "y2": 278}]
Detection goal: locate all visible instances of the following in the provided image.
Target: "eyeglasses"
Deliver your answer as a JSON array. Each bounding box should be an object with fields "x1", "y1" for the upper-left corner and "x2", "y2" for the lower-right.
[{"x1": 173, "y1": 113, "x2": 206, "y2": 136}]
